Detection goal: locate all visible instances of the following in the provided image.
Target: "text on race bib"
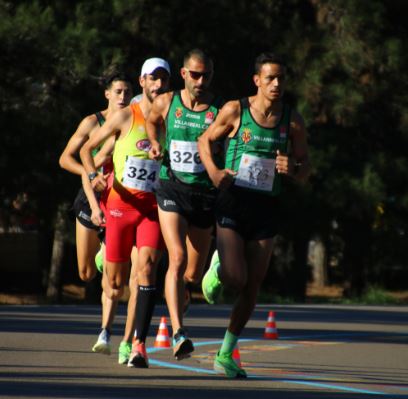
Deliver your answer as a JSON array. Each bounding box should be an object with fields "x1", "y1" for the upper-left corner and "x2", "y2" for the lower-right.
[
  {"x1": 170, "y1": 140, "x2": 205, "y2": 173},
  {"x1": 235, "y1": 153, "x2": 275, "y2": 191},
  {"x1": 122, "y1": 157, "x2": 160, "y2": 192}
]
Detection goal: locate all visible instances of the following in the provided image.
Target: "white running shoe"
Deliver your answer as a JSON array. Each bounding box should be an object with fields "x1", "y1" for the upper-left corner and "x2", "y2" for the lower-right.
[{"x1": 92, "y1": 329, "x2": 111, "y2": 355}]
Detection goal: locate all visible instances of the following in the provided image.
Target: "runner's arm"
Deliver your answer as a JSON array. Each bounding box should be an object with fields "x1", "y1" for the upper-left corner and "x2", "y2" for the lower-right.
[
  {"x1": 146, "y1": 93, "x2": 171, "y2": 160},
  {"x1": 80, "y1": 170, "x2": 105, "y2": 226},
  {"x1": 79, "y1": 110, "x2": 123, "y2": 191},
  {"x1": 59, "y1": 115, "x2": 97, "y2": 176},
  {"x1": 276, "y1": 111, "x2": 310, "y2": 183},
  {"x1": 93, "y1": 136, "x2": 115, "y2": 169},
  {"x1": 198, "y1": 101, "x2": 240, "y2": 189}
]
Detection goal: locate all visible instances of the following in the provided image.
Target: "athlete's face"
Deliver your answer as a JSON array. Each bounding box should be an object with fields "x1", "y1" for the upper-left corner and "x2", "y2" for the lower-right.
[
  {"x1": 254, "y1": 63, "x2": 286, "y2": 102},
  {"x1": 105, "y1": 80, "x2": 133, "y2": 110},
  {"x1": 140, "y1": 68, "x2": 170, "y2": 103},
  {"x1": 181, "y1": 57, "x2": 213, "y2": 99}
]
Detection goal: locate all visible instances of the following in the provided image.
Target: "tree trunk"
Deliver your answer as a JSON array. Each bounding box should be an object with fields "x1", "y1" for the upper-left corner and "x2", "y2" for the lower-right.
[
  {"x1": 46, "y1": 202, "x2": 69, "y2": 302},
  {"x1": 309, "y1": 236, "x2": 328, "y2": 287}
]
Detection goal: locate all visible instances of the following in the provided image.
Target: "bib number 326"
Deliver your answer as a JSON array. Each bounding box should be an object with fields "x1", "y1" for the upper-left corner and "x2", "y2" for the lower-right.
[{"x1": 170, "y1": 140, "x2": 204, "y2": 173}]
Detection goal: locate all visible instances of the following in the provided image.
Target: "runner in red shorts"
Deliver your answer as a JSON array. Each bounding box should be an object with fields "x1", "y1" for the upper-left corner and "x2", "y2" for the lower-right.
[{"x1": 80, "y1": 58, "x2": 171, "y2": 368}]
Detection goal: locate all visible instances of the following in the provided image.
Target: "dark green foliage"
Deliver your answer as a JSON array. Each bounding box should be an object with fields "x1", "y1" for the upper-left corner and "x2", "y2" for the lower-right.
[{"x1": 1, "y1": 0, "x2": 407, "y2": 294}]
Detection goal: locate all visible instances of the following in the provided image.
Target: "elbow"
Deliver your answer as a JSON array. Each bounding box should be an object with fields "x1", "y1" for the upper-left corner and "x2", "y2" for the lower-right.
[{"x1": 59, "y1": 155, "x2": 67, "y2": 171}]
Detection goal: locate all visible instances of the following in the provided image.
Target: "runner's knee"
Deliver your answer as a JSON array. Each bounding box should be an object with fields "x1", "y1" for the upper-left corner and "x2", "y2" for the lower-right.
[
  {"x1": 222, "y1": 270, "x2": 247, "y2": 292},
  {"x1": 78, "y1": 263, "x2": 96, "y2": 282},
  {"x1": 104, "y1": 285, "x2": 123, "y2": 300},
  {"x1": 167, "y1": 249, "x2": 187, "y2": 272}
]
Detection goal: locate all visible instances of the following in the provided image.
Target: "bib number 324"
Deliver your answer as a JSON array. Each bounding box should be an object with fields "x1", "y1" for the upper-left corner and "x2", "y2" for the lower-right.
[{"x1": 122, "y1": 157, "x2": 159, "y2": 192}]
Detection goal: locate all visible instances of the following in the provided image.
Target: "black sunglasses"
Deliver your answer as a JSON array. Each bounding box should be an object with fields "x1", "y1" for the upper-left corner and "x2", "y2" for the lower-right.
[{"x1": 184, "y1": 68, "x2": 211, "y2": 80}]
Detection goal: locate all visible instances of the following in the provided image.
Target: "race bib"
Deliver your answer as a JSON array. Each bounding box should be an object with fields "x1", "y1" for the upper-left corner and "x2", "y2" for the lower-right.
[
  {"x1": 170, "y1": 140, "x2": 204, "y2": 173},
  {"x1": 122, "y1": 157, "x2": 159, "y2": 192},
  {"x1": 235, "y1": 153, "x2": 275, "y2": 191}
]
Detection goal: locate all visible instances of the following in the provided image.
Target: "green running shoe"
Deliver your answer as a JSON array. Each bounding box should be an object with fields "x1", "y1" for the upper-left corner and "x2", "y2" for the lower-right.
[
  {"x1": 201, "y1": 250, "x2": 223, "y2": 304},
  {"x1": 214, "y1": 350, "x2": 247, "y2": 379},
  {"x1": 118, "y1": 341, "x2": 132, "y2": 365},
  {"x1": 95, "y1": 246, "x2": 103, "y2": 273}
]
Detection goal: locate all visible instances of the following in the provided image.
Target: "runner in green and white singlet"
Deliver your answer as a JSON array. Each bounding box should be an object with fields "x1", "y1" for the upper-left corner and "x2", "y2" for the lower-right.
[
  {"x1": 160, "y1": 90, "x2": 222, "y2": 188},
  {"x1": 198, "y1": 53, "x2": 311, "y2": 378},
  {"x1": 147, "y1": 49, "x2": 223, "y2": 361}
]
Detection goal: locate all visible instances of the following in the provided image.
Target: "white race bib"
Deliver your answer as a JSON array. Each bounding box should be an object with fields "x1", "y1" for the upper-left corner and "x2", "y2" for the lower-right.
[
  {"x1": 122, "y1": 157, "x2": 160, "y2": 192},
  {"x1": 169, "y1": 140, "x2": 204, "y2": 173},
  {"x1": 235, "y1": 153, "x2": 275, "y2": 191}
]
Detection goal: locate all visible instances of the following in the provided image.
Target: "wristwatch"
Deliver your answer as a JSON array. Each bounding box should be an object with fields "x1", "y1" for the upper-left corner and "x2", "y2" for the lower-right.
[{"x1": 88, "y1": 172, "x2": 98, "y2": 182}]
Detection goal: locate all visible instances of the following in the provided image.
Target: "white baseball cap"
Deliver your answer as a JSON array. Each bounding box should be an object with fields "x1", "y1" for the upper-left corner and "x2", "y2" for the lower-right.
[{"x1": 140, "y1": 57, "x2": 171, "y2": 77}]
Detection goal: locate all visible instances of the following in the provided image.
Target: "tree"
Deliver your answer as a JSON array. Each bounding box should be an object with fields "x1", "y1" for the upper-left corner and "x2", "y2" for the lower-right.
[{"x1": 2, "y1": 0, "x2": 407, "y2": 299}]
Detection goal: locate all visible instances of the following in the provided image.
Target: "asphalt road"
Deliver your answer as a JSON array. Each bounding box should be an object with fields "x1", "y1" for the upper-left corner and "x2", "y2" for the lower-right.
[{"x1": 0, "y1": 303, "x2": 407, "y2": 399}]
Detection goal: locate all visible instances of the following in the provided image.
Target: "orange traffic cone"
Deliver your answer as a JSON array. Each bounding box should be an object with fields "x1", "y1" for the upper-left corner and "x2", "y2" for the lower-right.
[
  {"x1": 264, "y1": 310, "x2": 279, "y2": 339},
  {"x1": 154, "y1": 316, "x2": 171, "y2": 348},
  {"x1": 232, "y1": 344, "x2": 242, "y2": 367}
]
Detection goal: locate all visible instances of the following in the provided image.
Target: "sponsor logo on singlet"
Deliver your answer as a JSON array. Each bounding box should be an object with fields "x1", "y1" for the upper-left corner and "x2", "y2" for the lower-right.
[
  {"x1": 186, "y1": 112, "x2": 200, "y2": 120},
  {"x1": 175, "y1": 107, "x2": 183, "y2": 118},
  {"x1": 241, "y1": 128, "x2": 252, "y2": 144},
  {"x1": 136, "y1": 139, "x2": 151, "y2": 152},
  {"x1": 205, "y1": 111, "x2": 215, "y2": 124},
  {"x1": 280, "y1": 126, "x2": 287, "y2": 138}
]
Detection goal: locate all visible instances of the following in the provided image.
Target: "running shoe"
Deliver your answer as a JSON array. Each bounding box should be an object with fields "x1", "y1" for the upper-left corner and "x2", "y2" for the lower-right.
[
  {"x1": 214, "y1": 350, "x2": 247, "y2": 378},
  {"x1": 92, "y1": 328, "x2": 111, "y2": 355},
  {"x1": 95, "y1": 246, "x2": 103, "y2": 273},
  {"x1": 127, "y1": 342, "x2": 149, "y2": 368},
  {"x1": 118, "y1": 341, "x2": 132, "y2": 365},
  {"x1": 201, "y1": 250, "x2": 223, "y2": 304},
  {"x1": 173, "y1": 328, "x2": 194, "y2": 360}
]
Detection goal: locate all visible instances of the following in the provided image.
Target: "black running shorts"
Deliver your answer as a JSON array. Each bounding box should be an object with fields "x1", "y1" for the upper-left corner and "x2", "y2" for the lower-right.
[
  {"x1": 155, "y1": 179, "x2": 216, "y2": 229},
  {"x1": 215, "y1": 185, "x2": 281, "y2": 240},
  {"x1": 72, "y1": 188, "x2": 103, "y2": 234}
]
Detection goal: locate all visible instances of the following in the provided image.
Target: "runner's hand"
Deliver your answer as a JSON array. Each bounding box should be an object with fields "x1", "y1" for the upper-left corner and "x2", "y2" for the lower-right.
[
  {"x1": 149, "y1": 142, "x2": 163, "y2": 160},
  {"x1": 276, "y1": 150, "x2": 290, "y2": 174},
  {"x1": 91, "y1": 173, "x2": 108, "y2": 192},
  {"x1": 212, "y1": 169, "x2": 237, "y2": 189},
  {"x1": 91, "y1": 207, "x2": 105, "y2": 226}
]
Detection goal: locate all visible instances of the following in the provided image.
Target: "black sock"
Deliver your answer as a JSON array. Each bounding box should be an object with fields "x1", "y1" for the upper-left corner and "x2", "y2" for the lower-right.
[{"x1": 135, "y1": 285, "x2": 156, "y2": 342}]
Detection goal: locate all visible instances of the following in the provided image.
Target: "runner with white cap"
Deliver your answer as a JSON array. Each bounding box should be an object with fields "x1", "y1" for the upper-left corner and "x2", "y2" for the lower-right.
[{"x1": 80, "y1": 57, "x2": 171, "y2": 368}]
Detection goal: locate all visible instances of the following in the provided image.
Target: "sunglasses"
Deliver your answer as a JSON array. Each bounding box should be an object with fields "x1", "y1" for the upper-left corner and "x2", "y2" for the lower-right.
[{"x1": 184, "y1": 68, "x2": 211, "y2": 80}]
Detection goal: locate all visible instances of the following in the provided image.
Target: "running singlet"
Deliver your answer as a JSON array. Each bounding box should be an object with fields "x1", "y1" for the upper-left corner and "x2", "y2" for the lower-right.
[
  {"x1": 108, "y1": 103, "x2": 160, "y2": 208},
  {"x1": 160, "y1": 91, "x2": 222, "y2": 188},
  {"x1": 225, "y1": 98, "x2": 291, "y2": 196},
  {"x1": 92, "y1": 111, "x2": 105, "y2": 157}
]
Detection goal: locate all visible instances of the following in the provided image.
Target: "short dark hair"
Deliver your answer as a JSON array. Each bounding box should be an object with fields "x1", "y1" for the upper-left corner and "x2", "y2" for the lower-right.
[
  {"x1": 183, "y1": 48, "x2": 213, "y2": 67},
  {"x1": 102, "y1": 65, "x2": 132, "y2": 89},
  {"x1": 254, "y1": 53, "x2": 286, "y2": 74}
]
